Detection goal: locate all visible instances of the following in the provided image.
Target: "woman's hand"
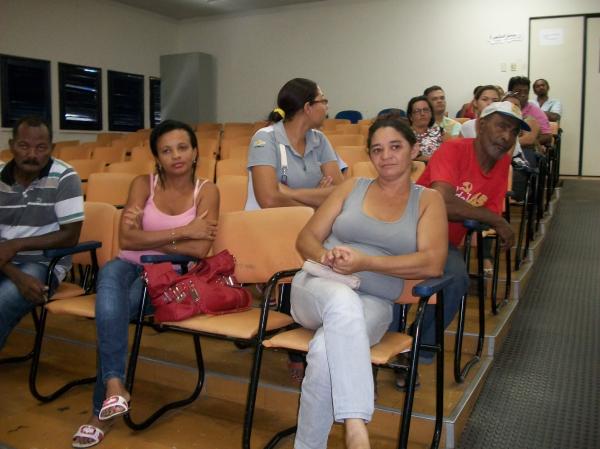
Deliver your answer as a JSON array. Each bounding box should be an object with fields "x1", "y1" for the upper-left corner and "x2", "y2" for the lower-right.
[
  {"x1": 318, "y1": 175, "x2": 333, "y2": 188},
  {"x1": 122, "y1": 206, "x2": 144, "y2": 230},
  {"x1": 182, "y1": 210, "x2": 218, "y2": 240},
  {"x1": 324, "y1": 245, "x2": 366, "y2": 274}
]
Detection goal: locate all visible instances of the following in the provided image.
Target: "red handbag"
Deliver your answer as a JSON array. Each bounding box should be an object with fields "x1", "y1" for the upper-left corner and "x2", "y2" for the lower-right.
[{"x1": 143, "y1": 250, "x2": 252, "y2": 323}]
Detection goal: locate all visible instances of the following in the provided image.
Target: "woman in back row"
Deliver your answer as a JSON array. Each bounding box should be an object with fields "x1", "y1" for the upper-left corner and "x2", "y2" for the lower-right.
[{"x1": 72, "y1": 120, "x2": 219, "y2": 448}]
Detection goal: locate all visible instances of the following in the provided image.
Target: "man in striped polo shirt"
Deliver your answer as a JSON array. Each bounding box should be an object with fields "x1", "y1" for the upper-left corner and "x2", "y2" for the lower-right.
[{"x1": 0, "y1": 116, "x2": 84, "y2": 350}]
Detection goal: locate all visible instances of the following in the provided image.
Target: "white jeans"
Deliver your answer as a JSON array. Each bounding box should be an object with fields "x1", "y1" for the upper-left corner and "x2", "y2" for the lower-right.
[{"x1": 290, "y1": 271, "x2": 393, "y2": 449}]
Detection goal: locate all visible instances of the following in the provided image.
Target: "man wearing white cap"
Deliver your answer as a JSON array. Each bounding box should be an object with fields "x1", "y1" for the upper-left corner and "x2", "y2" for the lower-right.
[{"x1": 411, "y1": 101, "x2": 527, "y2": 368}]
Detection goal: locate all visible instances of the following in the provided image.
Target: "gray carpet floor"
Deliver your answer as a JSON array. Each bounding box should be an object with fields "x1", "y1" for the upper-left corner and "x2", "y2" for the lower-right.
[{"x1": 457, "y1": 179, "x2": 600, "y2": 449}]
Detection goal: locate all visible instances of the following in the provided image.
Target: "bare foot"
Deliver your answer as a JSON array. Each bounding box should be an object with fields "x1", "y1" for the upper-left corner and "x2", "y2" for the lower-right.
[
  {"x1": 72, "y1": 415, "x2": 110, "y2": 447},
  {"x1": 345, "y1": 418, "x2": 370, "y2": 449}
]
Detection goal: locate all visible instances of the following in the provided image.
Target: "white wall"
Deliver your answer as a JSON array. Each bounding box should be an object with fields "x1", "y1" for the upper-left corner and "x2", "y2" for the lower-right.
[
  {"x1": 175, "y1": 0, "x2": 599, "y2": 123},
  {"x1": 0, "y1": 0, "x2": 178, "y2": 148}
]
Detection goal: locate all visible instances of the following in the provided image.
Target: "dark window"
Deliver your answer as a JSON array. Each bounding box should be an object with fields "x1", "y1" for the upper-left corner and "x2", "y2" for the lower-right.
[
  {"x1": 0, "y1": 54, "x2": 51, "y2": 128},
  {"x1": 150, "y1": 77, "x2": 161, "y2": 127},
  {"x1": 59, "y1": 63, "x2": 102, "y2": 130},
  {"x1": 108, "y1": 70, "x2": 144, "y2": 132}
]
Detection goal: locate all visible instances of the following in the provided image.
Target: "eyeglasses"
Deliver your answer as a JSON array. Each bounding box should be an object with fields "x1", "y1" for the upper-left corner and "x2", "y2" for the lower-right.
[
  {"x1": 411, "y1": 108, "x2": 431, "y2": 115},
  {"x1": 310, "y1": 99, "x2": 329, "y2": 105}
]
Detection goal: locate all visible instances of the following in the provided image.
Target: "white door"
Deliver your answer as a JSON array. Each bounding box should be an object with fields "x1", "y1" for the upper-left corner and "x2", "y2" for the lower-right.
[
  {"x1": 530, "y1": 17, "x2": 584, "y2": 175},
  {"x1": 582, "y1": 17, "x2": 600, "y2": 176}
]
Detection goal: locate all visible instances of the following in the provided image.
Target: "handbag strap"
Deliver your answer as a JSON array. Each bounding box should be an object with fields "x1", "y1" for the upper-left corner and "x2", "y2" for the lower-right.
[{"x1": 279, "y1": 143, "x2": 288, "y2": 186}]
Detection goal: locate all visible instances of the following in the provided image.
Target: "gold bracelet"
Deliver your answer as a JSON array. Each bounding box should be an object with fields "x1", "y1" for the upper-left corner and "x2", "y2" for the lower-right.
[{"x1": 170, "y1": 229, "x2": 177, "y2": 248}]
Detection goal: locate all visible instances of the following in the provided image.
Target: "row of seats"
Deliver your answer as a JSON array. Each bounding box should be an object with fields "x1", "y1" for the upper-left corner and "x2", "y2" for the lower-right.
[
  {"x1": 80, "y1": 158, "x2": 426, "y2": 213},
  {"x1": 27, "y1": 202, "x2": 445, "y2": 449}
]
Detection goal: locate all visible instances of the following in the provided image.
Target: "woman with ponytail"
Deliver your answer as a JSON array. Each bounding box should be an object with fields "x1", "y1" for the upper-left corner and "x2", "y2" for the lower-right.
[{"x1": 244, "y1": 78, "x2": 344, "y2": 210}]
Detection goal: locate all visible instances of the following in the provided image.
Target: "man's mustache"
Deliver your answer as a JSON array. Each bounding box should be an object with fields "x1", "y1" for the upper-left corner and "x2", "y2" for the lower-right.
[{"x1": 22, "y1": 159, "x2": 39, "y2": 165}]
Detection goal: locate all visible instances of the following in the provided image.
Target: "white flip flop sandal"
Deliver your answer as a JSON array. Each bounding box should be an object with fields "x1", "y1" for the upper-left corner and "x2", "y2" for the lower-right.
[
  {"x1": 72, "y1": 424, "x2": 105, "y2": 448},
  {"x1": 98, "y1": 394, "x2": 129, "y2": 421}
]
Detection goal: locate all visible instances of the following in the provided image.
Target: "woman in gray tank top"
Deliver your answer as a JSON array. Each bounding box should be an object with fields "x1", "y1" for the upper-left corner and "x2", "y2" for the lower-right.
[{"x1": 290, "y1": 115, "x2": 448, "y2": 449}]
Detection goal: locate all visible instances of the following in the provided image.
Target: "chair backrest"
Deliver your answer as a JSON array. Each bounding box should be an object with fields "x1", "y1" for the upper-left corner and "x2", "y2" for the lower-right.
[
  {"x1": 378, "y1": 108, "x2": 406, "y2": 117},
  {"x1": 0, "y1": 149, "x2": 11, "y2": 162},
  {"x1": 352, "y1": 161, "x2": 377, "y2": 178},
  {"x1": 106, "y1": 160, "x2": 155, "y2": 175},
  {"x1": 212, "y1": 207, "x2": 313, "y2": 284},
  {"x1": 58, "y1": 145, "x2": 94, "y2": 161},
  {"x1": 335, "y1": 123, "x2": 361, "y2": 134},
  {"x1": 196, "y1": 122, "x2": 222, "y2": 133},
  {"x1": 328, "y1": 134, "x2": 366, "y2": 148},
  {"x1": 335, "y1": 110, "x2": 363, "y2": 124},
  {"x1": 112, "y1": 209, "x2": 123, "y2": 258},
  {"x1": 196, "y1": 157, "x2": 216, "y2": 182},
  {"x1": 67, "y1": 158, "x2": 106, "y2": 184},
  {"x1": 322, "y1": 118, "x2": 350, "y2": 130},
  {"x1": 216, "y1": 159, "x2": 248, "y2": 179},
  {"x1": 335, "y1": 146, "x2": 370, "y2": 176},
  {"x1": 227, "y1": 145, "x2": 249, "y2": 161},
  {"x1": 91, "y1": 146, "x2": 127, "y2": 164},
  {"x1": 220, "y1": 136, "x2": 252, "y2": 160},
  {"x1": 197, "y1": 138, "x2": 219, "y2": 160},
  {"x1": 96, "y1": 132, "x2": 123, "y2": 146},
  {"x1": 86, "y1": 172, "x2": 136, "y2": 207},
  {"x1": 73, "y1": 202, "x2": 118, "y2": 267},
  {"x1": 53, "y1": 140, "x2": 80, "y2": 150},
  {"x1": 129, "y1": 145, "x2": 154, "y2": 162},
  {"x1": 216, "y1": 175, "x2": 248, "y2": 214},
  {"x1": 222, "y1": 123, "x2": 254, "y2": 140},
  {"x1": 411, "y1": 161, "x2": 426, "y2": 182}
]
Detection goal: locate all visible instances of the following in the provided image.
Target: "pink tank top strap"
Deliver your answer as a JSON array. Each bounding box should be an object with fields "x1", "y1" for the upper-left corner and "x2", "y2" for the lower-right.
[
  {"x1": 148, "y1": 173, "x2": 158, "y2": 200},
  {"x1": 193, "y1": 178, "x2": 209, "y2": 204}
]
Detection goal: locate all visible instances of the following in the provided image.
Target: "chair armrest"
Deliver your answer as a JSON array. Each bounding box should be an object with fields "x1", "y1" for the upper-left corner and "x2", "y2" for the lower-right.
[
  {"x1": 140, "y1": 254, "x2": 197, "y2": 265},
  {"x1": 412, "y1": 275, "x2": 454, "y2": 297},
  {"x1": 463, "y1": 219, "x2": 490, "y2": 232},
  {"x1": 43, "y1": 240, "x2": 102, "y2": 259}
]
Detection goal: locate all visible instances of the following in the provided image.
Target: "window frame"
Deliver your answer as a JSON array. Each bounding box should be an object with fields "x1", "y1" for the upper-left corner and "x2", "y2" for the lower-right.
[
  {"x1": 107, "y1": 70, "x2": 144, "y2": 132},
  {"x1": 149, "y1": 76, "x2": 161, "y2": 128},
  {"x1": 0, "y1": 54, "x2": 51, "y2": 128},
  {"x1": 58, "y1": 62, "x2": 102, "y2": 131}
]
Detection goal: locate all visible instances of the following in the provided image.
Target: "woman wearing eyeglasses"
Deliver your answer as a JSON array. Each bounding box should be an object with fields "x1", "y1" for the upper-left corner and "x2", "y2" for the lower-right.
[
  {"x1": 244, "y1": 78, "x2": 344, "y2": 211},
  {"x1": 406, "y1": 96, "x2": 446, "y2": 162}
]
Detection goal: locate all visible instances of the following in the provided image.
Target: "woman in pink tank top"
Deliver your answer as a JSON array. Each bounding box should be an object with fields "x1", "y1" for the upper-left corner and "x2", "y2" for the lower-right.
[{"x1": 73, "y1": 120, "x2": 219, "y2": 448}]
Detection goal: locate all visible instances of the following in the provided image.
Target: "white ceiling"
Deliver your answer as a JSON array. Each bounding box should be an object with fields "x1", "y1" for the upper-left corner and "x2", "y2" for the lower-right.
[{"x1": 113, "y1": 0, "x2": 326, "y2": 20}]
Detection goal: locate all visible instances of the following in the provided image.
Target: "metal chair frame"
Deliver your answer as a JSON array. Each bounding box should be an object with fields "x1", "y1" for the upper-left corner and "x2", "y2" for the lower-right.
[
  {"x1": 28, "y1": 241, "x2": 102, "y2": 402},
  {"x1": 262, "y1": 277, "x2": 452, "y2": 449},
  {"x1": 122, "y1": 254, "x2": 300, "y2": 449}
]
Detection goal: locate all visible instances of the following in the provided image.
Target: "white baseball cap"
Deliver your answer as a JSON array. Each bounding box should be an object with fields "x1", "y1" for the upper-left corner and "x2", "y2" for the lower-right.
[{"x1": 480, "y1": 101, "x2": 531, "y2": 131}]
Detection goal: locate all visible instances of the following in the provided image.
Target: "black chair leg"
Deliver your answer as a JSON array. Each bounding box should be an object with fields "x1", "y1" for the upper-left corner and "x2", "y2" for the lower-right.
[
  {"x1": 0, "y1": 310, "x2": 40, "y2": 365},
  {"x1": 29, "y1": 306, "x2": 96, "y2": 402},
  {"x1": 124, "y1": 288, "x2": 205, "y2": 430},
  {"x1": 454, "y1": 230, "x2": 484, "y2": 383}
]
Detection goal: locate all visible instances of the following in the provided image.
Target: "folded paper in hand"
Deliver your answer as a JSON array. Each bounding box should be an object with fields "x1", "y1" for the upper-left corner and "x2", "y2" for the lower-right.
[{"x1": 302, "y1": 259, "x2": 361, "y2": 289}]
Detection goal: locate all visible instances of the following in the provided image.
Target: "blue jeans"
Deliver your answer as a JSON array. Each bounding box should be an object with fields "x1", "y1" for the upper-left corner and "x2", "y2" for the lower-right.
[
  {"x1": 290, "y1": 271, "x2": 393, "y2": 449},
  {"x1": 0, "y1": 263, "x2": 57, "y2": 350},
  {"x1": 92, "y1": 258, "x2": 149, "y2": 416},
  {"x1": 390, "y1": 245, "x2": 469, "y2": 362}
]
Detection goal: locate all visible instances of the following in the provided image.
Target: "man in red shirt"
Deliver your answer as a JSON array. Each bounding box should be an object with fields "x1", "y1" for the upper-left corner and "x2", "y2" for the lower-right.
[{"x1": 410, "y1": 101, "x2": 528, "y2": 374}]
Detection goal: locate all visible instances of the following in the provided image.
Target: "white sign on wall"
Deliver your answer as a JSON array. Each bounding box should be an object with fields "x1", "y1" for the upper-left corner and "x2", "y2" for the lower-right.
[
  {"x1": 539, "y1": 28, "x2": 564, "y2": 46},
  {"x1": 488, "y1": 33, "x2": 523, "y2": 45}
]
